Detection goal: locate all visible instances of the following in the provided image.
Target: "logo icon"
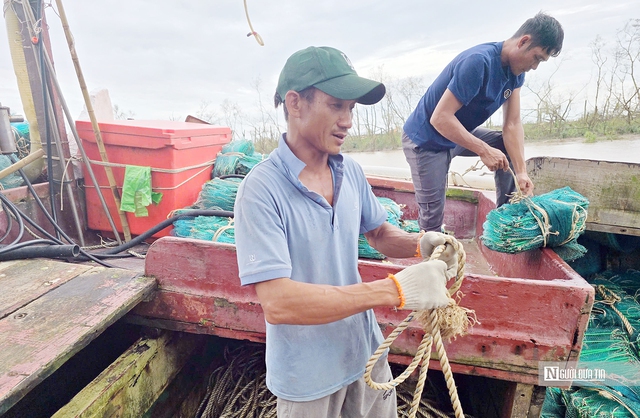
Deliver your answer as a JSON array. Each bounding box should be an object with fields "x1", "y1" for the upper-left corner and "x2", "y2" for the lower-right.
[
  {"x1": 341, "y1": 53, "x2": 355, "y2": 71},
  {"x1": 504, "y1": 89, "x2": 512, "y2": 99}
]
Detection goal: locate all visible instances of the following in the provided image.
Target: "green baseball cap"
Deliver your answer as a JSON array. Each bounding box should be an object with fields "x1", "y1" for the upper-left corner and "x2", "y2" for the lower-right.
[{"x1": 276, "y1": 46, "x2": 386, "y2": 105}]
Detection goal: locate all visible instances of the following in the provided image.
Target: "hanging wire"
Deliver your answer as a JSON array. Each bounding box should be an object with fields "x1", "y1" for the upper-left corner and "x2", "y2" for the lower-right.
[{"x1": 243, "y1": 0, "x2": 264, "y2": 46}]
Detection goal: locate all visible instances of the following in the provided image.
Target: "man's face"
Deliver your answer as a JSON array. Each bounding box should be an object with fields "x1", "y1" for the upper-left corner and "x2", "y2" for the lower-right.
[
  {"x1": 512, "y1": 38, "x2": 551, "y2": 75},
  {"x1": 297, "y1": 90, "x2": 356, "y2": 155}
]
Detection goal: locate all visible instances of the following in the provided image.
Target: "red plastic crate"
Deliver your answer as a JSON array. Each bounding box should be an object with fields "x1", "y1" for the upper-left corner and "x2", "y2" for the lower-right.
[{"x1": 77, "y1": 120, "x2": 232, "y2": 238}]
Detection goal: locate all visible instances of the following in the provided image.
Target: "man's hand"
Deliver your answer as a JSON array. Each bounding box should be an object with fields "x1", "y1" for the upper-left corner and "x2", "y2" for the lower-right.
[
  {"x1": 516, "y1": 172, "x2": 534, "y2": 196},
  {"x1": 479, "y1": 146, "x2": 509, "y2": 172},
  {"x1": 419, "y1": 231, "x2": 458, "y2": 279},
  {"x1": 393, "y1": 260, "x2": 450, "y2": 311}
]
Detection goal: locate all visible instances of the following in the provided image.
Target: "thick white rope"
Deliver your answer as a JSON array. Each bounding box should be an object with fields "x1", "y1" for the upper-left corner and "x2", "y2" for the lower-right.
[{"x1": 364, "y1": 235, "x2": 468, "y2": 418}]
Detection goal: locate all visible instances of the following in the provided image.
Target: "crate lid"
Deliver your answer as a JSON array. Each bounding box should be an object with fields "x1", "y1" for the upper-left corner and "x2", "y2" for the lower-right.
[{"x1": 76, "y1": 120, "x2": 232, "y2": 149}]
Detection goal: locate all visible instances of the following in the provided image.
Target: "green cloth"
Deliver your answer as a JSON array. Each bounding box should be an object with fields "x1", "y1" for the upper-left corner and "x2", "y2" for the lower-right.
[{"x1": 119, "y1": 165, "x2": 162, "y2": 217}]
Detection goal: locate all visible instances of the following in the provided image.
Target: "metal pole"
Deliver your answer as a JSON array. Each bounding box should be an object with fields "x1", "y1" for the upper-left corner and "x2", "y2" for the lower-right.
[
  {"x1": 41, "y1": 49, "x2": 122, "y2": 244},
  {"x1": 42, "y1": 77, "x2": 86, "y2": 247}
]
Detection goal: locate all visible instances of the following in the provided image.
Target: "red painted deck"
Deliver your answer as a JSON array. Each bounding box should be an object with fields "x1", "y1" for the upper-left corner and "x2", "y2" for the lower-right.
[{"x1": 130, "y1": 178, "x2": 594, "y2": 386}]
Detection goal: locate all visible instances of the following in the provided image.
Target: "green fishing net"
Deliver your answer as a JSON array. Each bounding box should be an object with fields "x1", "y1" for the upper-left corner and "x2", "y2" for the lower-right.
[
  {"x1": 541, "y1": 270, "x2": 640, "y2": 417},
  {"x1": 193, "y1": 177, "x2": 242, "y2": 212},
  {"x1": 172, "y1": 215, "x2": 235, "y2": 243},
  {"x1": 400, "y1": 219, "x2": 420, "y2": 233},
  {"x1": 236, "y1": 153, "x2": 265, "y2": 176},
  {"x1": 0, "y1": 122, "x2": 32, "y2": 189},
  {"x1": 171, "y1": 177, "x2": 240, "y2": 240},
  {"x1": 212, "y1": 139, "x2": 263, "y2": 177},
  {"x1": 481, "y1": 186, "x2": 589, "y2": 261},
  {"x1": 0, "y1": 155, "x2": 24, "y2": 189},
  {"x1": 11, "y1": 121, "x2": 30, "y2": 159},
  {"x1": 358, "y1": 197, "x2": 417, "y2": 260}
]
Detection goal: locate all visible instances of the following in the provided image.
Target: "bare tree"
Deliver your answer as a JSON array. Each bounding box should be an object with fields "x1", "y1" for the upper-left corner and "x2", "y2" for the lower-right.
[
  {"x1": 248, "y1": 77, "x2": 280, "y2": 153},
  {"x1": 524, "y1": 58, "x2": 584, "y2": 133},
  {"x1": 388, "y1": 75, "x2": 426, "y2": 127},
  {"x1": 610, "y1": 19, "x2": 640, "y2": 124},
  {"x1": 220, "y1": 99, "x2": 245, "y2": 138},
  {"x1": 589, "y1": 35, "x2": 608, "y2": 125},
  {"x1": 113, "y1": 104, "x2": 135, "y2": 120},
  {"x1": 194, "y1": 100, "x2": 220, "y2": 124}
]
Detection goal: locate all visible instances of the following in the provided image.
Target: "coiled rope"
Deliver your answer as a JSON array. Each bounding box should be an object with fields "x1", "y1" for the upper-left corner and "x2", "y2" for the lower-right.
[{"x1": 365, "y1": 235, "x2": 474, "y2": 418}]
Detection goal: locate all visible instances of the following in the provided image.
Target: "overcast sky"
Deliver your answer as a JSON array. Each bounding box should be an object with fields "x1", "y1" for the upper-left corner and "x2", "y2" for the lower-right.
[{"x1": 1, "y1": 0, "x2": 638, "y2": 124}]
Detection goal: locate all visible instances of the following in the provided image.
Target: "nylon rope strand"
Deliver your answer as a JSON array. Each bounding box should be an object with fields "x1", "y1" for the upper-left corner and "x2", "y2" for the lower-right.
[
  {"x1": 243, "y1": 0, "x2": 264, "y2": 46},
  {"x1": 364, "y1": 235, "x2": 476, "y2": 418}
]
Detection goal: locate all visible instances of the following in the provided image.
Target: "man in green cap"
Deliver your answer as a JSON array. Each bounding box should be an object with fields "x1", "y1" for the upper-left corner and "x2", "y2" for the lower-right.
[{"x1": 234, "y1": 46, "x2": 456, "y2": 417}]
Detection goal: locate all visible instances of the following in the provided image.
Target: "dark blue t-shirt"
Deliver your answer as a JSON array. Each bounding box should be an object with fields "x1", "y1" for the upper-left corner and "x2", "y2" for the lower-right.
[{"x1": 403, "y1": 42, "x2": 525, "y2": 151}]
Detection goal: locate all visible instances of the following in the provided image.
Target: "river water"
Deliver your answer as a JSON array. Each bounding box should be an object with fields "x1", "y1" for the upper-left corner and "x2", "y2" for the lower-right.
[{"x1": 347, "y1": 135, "x2": 640, "y2": 189}]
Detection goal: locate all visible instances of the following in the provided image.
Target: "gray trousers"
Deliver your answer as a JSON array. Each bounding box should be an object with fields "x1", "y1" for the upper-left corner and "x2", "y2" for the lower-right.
[
  {"x1": 402, "y1": 127, "x2": 515, "y2": 232},
  {"x1": 276, "y1": 356, "x2": 397, "y2": 418}
]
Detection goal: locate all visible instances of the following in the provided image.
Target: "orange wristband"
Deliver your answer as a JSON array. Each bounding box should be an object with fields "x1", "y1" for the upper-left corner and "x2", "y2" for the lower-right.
[
  {"x1": 388, "y1": 273, "x2": 405, "y2": 309},
  {"x1": 415, "y1": 231, "x2": 425, "y2": 258}
]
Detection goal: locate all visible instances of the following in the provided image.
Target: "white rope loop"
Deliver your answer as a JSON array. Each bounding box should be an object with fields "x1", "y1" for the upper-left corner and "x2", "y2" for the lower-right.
[{"x1": 364, "y1": 235, "x2": 468, "y2": 418}]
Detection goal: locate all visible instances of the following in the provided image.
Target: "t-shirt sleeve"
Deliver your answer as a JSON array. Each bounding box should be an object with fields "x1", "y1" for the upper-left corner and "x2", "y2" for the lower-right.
[
  {"x1": 447, "y1": 54, "x2": 486, "y2": 106},
  {"x1": 351, "y1": 161, "x2": 387, "y2": 234},
  {"x1": 234, "y1": 176, "x2": 292, "y2": 286}
]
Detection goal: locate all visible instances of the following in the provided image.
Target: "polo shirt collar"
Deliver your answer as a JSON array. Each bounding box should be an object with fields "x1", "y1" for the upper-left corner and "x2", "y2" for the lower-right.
[{"x1": 271, "y1": 134, "x2": 344, "y2": 180}]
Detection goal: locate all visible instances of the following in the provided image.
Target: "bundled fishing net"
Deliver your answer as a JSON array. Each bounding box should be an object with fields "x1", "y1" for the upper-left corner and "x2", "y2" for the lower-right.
[
  {"x1": 172, "y1": 216, "x2": 235, "y2": 243},
  {"x1": 401, "y1": 219, "x2": 420, "y2": 233},
  {"x1": 358, "y1": 234, "x2": 386, "y2": 260},
  {"x1": 193, "y1": 177, "x2": 242, "y2": 212},
  {"x1": 11, "y1": 121, "x2": 30, "y2": 159},
  {"x1": 359, "y1": 197, "x2": 408, "y2": 260},
  {"x1": 212, "y1": 139, "x2": 256, "y2": 177},
  {"x1": 236, "y1": 152, "x2": 265, "y2": 175},
  {"x1": 0, "y1": 122, "x2": 31, "y2": 189},
  {"x1": 171, "y1": 176, "x2": 240, "y2": 240},
  {"x1": 481, "y1": 186, "x2": 589, "y2": 261},
  {"x1": 541, "y1": 270, "x2": 640, "y2": 417},
  {"x1": 0, "y1": 155, "x2": 24, "y2": 189}
]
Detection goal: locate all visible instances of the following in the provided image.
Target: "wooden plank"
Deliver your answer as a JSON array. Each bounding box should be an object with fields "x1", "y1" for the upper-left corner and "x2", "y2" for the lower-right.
[
  {"x1": 501, "y1": 382, "x2": 534, "y2": 418},
  {"x1": 0, "y1": 266, "x2": 156, "y2": 414},
  {"x1": 52, "y1": 332, "x2": 203, "y2": 418},
  {"x1": 0, "y1": 259, "x2": 93, "y2": 319},
  {"x1": 142, "y1": 336, "x2": 228, "y2": 418},
  {"x1": 527, "y1": 157, "x2": 640, "y2": 236}
]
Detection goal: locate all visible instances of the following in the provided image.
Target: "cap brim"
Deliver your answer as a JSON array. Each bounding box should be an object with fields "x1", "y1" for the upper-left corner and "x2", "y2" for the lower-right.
[{"x1": 314, "y1": 74, "x2": 386, "y2": 105}]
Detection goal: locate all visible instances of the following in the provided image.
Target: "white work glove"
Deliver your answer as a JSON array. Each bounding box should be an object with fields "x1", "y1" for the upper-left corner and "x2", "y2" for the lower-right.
[
  {"x1": 392, "y1": 259, "x2": 450, "y2": 311},
  {"x1": 419, "y1": 231, "x2": 458, "y2": 279}
]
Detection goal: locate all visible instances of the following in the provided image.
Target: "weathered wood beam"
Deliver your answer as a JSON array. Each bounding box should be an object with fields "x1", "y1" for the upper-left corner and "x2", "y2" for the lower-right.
[{"x1": 52, "y1": 332, "x2": 204, "y2": 418}]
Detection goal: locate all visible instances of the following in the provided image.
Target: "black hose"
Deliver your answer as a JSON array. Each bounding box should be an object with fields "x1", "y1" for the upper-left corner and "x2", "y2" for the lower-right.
[
  {"x1": 10, "y1": 155, "x2": 73, "y2": 245},
  {"x1": 102, "y1": 209, "x2": 234, "y2": 255},
  {"x1": 219, "y1": 174, "x2": 245, "y2": 180},
  {"x1": 0, "y1": 191, "x2": 25, "y2": 248},
  {"x1": 0, "y1": 201, "x2": 13, "y2": 243},
  {"x1": 0, "y1": 185, "x2": 115, "y2": 267},
  {"x1": 0, "y1": 238, "x2": 61, "y2": 255},
  {"x1": 0, "y1": 244, "x2": 80, "y2": 261}
]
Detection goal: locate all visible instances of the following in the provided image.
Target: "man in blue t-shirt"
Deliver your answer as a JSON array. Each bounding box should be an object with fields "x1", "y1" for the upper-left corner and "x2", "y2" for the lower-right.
[
  {"x1": 234, "y1": 46, "x2": 458, "y2": 417},
  {"x1": 403, "y1": 12, "x2": 564, "y2": 232}
]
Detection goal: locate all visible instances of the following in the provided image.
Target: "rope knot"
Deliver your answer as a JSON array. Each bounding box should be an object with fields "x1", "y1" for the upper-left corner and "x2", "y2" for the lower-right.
[{"x1": 364, "y1": 234, "x2": 474, "y2": 418}]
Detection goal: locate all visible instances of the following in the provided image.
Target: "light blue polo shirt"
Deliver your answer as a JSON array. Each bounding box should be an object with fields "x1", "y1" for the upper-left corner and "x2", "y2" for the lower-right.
[{"x1": 234, "y1": 135, "x2": 388, "y2": 401}]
